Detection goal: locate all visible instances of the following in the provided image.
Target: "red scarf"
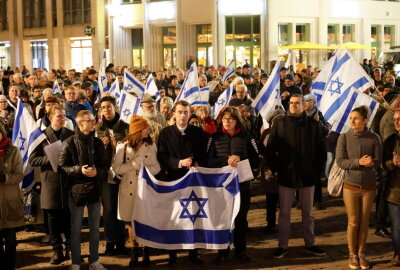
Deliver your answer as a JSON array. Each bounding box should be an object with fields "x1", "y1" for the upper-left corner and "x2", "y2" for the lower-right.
[
  {"x1": 222, "y1": 126, "x2": 241, "y2": 137},
  {"x1": 0, "y1": 136, "x2": 10, "y2": 156}
]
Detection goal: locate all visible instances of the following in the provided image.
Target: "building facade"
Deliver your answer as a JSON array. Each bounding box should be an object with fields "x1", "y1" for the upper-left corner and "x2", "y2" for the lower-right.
[{"x1": 1, "y1": 0, "x2": 400, "y2": 72}]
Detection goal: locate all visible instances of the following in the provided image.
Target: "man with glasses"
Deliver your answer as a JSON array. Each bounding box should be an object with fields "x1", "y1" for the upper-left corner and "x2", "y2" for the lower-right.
[
  {"x1": 266, "y1": 94, "x2": 326, "y2": 259},
  {"x1": 59, "y1": 110, "x2": 107, "y2": 270}
]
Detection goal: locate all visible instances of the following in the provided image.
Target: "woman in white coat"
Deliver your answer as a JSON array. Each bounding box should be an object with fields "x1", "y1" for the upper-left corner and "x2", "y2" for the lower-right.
[{"x1": 112, "y1": 115, "x2": 160, "y2": 268}]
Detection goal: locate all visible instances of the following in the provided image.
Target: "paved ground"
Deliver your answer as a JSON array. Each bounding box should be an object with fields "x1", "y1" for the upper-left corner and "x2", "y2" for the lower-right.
[{"x1": 15, "y1": 181, "x2": 394, "y2": 270}]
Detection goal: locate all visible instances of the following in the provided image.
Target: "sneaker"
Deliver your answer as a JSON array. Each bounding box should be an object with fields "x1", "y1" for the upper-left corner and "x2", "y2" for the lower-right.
[
  {"x1": 69, "y1": 265, "x2": 80, "y2": 270},
  {"x1": 273, "y1": 248, "x2": 288, "y2": 259},
  {"x1": 304, "y1": 246, "x2": 326, "y2": 256},
  {"x1": 89, "y1": 261, "x2": 107, "y2": 270},
  {"x1": 358, "y1": 254, "x2": 369, "y2": 269},
  {"x1": 349, "y1": 255, "x2": 360, "y2": 269}
]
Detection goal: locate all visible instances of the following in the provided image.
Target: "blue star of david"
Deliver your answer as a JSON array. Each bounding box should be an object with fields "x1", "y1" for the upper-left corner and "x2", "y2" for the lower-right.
[
  {"x1": 217, "y1": 98, "x2": 225, "y2": 105},
  {"x1": 19, "y1": 131, "x2": 26, "y2": 151},
  {"x1": 179, "y1": 190, "x2": 208, "y2": 224},
  {"x1": 124, "y1": 84, "x2": 133, "y2": 91},
  {"x1": 274, "y1": 88, "x2": 280, "y2": 99},
  {"x1": 328, "y1": 77, "x2": 344, "y2": 96},
  {"x1": 123, "y1": 108, "x2": 131, "y2": 117}
]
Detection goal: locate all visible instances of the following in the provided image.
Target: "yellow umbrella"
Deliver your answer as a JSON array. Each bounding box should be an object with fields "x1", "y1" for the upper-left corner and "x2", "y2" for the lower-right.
[
  {"x1": 335, "y1": 42, "x2": 375, "y2": 50},
  {"x1": 278, "y1": 41, "x2": 333, "y2": 50}
]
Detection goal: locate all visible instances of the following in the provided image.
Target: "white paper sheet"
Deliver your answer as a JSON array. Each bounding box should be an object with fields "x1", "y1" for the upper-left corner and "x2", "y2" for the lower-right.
[{"x1": 44, "y1": 140, "x2": 62, "y2": 172}]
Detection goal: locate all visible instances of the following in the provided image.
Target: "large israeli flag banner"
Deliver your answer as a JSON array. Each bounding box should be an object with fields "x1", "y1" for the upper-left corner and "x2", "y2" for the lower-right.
[
  {"x1": 318, "y1": 49, "x2": 376, "y2": 133},
  {"x1": 222, "y1": 59, "x2": 236, "y2": 82},
  {"x1": 252, "y1": 59, "x2": 282, "y2": 119},
  {"x1": 108, "y1": 79, "x2": 121, "y2": 103},
  {"x1": 133, "y1": 165, "x2": 240, "y2": 250},
  {"x1": 211, "y1": 83, "x2": 233, "y2": 120},
  {"x1": 119, "y1": 91, "x2": 142, "y2": 124},
  {"x1": 12, "y1": 98, "x2": 47, "y2": 191},
  {"x1": 124, "y1": 69, "x2": 145, "y2": 98}
]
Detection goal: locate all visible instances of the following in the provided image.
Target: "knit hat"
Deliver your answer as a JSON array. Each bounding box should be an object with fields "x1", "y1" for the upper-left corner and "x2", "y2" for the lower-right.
[
  {"x1": 285, "y1": 74, "x2": 294, "y2": 81},
  {"x1": 304, "y1": 94, "x2": 317, "y2": 102},
  {"x1": 266, "y1": 109, "x2": 285, "y2": 124},
  {"x1": 129, "y1": 115, "x2": 148, "y2": 135}
]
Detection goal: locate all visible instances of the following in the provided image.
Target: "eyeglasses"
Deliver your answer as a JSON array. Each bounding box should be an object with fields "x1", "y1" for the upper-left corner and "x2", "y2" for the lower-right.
[
  {"x1": 394, "y1": 118, "x2": 400, "y2": 122},
  {"x1": 222, "y1": 117, "x2": 236, "y2": 122},
  {"x1": 289, "y1": 102, "x2": 302, "y2": 105},
  {"x1": 81, "y1": 119, "x2": 96, "y2": 123}
]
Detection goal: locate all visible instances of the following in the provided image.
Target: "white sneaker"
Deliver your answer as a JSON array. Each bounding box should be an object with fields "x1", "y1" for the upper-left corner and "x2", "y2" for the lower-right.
[
  {"x1": 89, "y1": 261, "x2": 107, "y2": 270},
  {"x1": 69, "y1": 264, "x2": 80, "y2": 270}
]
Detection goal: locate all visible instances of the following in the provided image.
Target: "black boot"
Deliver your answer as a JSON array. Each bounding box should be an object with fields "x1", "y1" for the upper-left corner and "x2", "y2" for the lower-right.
[
  {"x1": 50, "y1": 248, "x2": 65, "y2": 265},
  {"x1": 142, "y1": 247, "x2": 151, "y2": 266},
  {"x1": 129, "y1": 247, "x2": 140, "y2": 269}
]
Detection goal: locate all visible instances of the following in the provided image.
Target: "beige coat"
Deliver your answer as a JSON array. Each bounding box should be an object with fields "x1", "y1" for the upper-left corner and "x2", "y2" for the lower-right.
[
  {"x1": 112, "y1": 142, "x2": 160, "y2": 222},
  {"x1": 0, "y1": 144, "x2": 24, "y2": 229}
]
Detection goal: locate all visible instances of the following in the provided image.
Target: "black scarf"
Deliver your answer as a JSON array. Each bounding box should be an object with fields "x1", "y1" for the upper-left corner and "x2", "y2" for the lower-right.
[{"x1": 102, "y1": 112, "x2": 120, "y2": 129}]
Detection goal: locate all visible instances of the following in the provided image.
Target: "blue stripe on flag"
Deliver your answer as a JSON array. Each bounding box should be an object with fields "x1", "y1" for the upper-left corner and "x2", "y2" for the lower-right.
[
  {"x1": 21, "y1": 170, "x2": 34, "y2": 190},
  {"x1": 119, "y1": 93, "x2": 127, "y2": 109},
  {"x1": 127, "y1": 73, "x2": 145, "y2": 91},
  {"x1": 146, "y1": 78, "x2": 153, "y2": 89},
  {"x1": 134, "y1": 221, "x2": 233, "y2": 245},
  {"x1": 184, "y1": 86, "x2": 200, "y2": 98},
  {"x1": 336, "y1": 91, "x2": 359, "y2": 133},
  {"x1": 323, "y1": 76, "x2": 370, "y2": 121},
  {"x1": 133, "y1": 98, "x2": 141, "y2": 114},
  {"x1": 191, "y1": 101, "x2": 209, "y2": 106},
  {"x1": 331, "y1": 53, "x2": 351, "y2": 75},
  {"x1": 369, "y1": 100, "x2": 377, "y2": 116},
  {"x1": 253, "y1": 73, "x2": 280, "y2": 112},
  {"x1": 12, "y1": 100, "x2": 24, "y2": 143},
  {"x1": 22, "y1": 128, "x2": 44, "y2": 163},
  {"x1": 312, "y1": 82, "x2": 326, "y2": 90},
  {"x1": 141, "y1": 168, "x2": 239, "y2": 195},
  {"x1": 225, "y1": 175, "x2": 240, "y2": 196}
]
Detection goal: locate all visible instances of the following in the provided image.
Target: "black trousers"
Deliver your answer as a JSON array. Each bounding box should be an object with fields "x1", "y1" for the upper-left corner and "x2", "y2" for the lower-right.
[
  {"x1": 314, "y1": 177, "x2": 322, "y2": 203},
  {"x1": 0, "y1": 228, "x2": 16, "y2": 270},
  {"x1": 376, "y1": 176, "x2": 389, "y2": 229},
  {"x1": 47, "y1": 209, "x2": 71, "y2": 250},
  {"x1": 265, "y1": 192, "x2": 279, "y2": 227},
  {"x1": 233, "y1": 182, "x2": 251, "y2": 254}
]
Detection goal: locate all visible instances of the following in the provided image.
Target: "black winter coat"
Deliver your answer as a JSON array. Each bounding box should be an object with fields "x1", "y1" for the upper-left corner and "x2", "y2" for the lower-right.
[
  {"x1": 265, "y1": 112, "x2": 326, "y2": 188},
  {"x1": 157, "y1": 124, "x2": 207, "y2": 181},
  {"x1": 59, "y1": 129, "x2": 107, "y2": 188},
  {"x1": 29, "y1": 127, "x2": 74, "y2": 209}
]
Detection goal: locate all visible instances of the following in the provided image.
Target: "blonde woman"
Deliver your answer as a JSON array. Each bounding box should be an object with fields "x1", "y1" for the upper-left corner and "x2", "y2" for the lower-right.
[{"x1": 112, "y1": 115, "x2": 160, "y2": 268}]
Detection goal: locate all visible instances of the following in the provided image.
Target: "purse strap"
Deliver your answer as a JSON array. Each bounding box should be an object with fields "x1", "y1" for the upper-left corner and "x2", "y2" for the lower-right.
[{"x1": 123, "y1": 143, "x2": 128, "y2": 164}]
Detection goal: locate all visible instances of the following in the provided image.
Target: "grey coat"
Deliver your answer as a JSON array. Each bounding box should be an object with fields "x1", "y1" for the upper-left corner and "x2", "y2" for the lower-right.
[
  {"x1": 336, "y1": 128, "x2": 382, "y2": 188},
  {"x1": 29, "y1": 126, "x2": 74, "y2": 209}
]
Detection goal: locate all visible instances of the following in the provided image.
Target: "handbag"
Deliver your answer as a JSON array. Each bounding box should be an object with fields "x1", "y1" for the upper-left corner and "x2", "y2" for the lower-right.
[
  {"x1": 327, "y1": 160, "x2": 346, "y2": 197},
  {"x1": 71, "y1": 181, "x2": 100, "y2": 206}
]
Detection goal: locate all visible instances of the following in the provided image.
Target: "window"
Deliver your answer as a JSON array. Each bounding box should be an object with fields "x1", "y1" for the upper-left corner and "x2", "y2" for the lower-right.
[
  {"x1": 122, "y1": 0, "x2": 141, "y2": 3},
  {"x1": 24, "y1": 0, "x2": 46, "y2": 28},
  {"x1": 327, "y1": 24, "x2": 338, "y2": 45},
  {"x1": 0, "y1": 43, "x2": 10, "y2": 68},
  {"x1": 31, "y1": 41, "x2": 49, "y2": 69},
  {"x1": 71, "y1": 38, "x2": 92, "y2": 72},
  {"x1": 0, "y1": 0, "x2": 7, "y2": 30},
  {"x1": 197, "y1": 24, "x2": 212, "y2": 66},
  {"x1": 225, "y1": 16, "x2": 261, "y2": 67},
  {"x1": 384, "y1": 25, "x2": 394, "y2": 51},
  {"x1": 162, "y1": 26, "x2": 176, "y2": 68},
  {"x1": 63, "y1": 0, "x2": 91, "y2": 25},
  {"x1": 278, "y1": 24, "x2": 291, "y2": 46},
  {"x1": 132, "y1": 28, "x2": 144, "y2": 68},
  {"x1": 342, "y1": 24, "x2": 354, "y2": 42},
  {"x1": 296, "y1": 24, "x2": 309, "y2": 42}
]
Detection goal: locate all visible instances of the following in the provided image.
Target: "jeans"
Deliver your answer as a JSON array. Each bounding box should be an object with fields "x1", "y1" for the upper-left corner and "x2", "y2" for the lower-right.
[
  {"x1": 47, "y1": 209, "x2": 71, "y2": 250},
  {"x1": 343, "y1": 187, "x2": 376, "y2": 255},
  {"x1": 101, "y1": 181, "x2": 126, "y2": 245},
  {"x1": 388, "y1": 202, "x2": 400, "y2": 252},
  {"x1": 69, "y1": 197, "x2": 101, "y2": 265},
  {"x1": 278, "y1": 185, "x2": 315, "y2": 249},
  {"x1": 0, "y1": 228, "x2": 16, "y2": 270}
]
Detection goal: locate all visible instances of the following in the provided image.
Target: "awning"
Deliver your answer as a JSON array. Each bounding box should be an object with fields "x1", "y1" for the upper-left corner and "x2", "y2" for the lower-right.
[
  {"x1": 278, "y1": 41, "x2": 333, "y2": 51},
  {"x1": 334, "y1": 42, "x2": 375, "y2": 50}
]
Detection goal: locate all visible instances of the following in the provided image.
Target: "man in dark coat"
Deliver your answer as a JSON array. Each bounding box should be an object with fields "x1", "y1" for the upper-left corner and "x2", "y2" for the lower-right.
[
  {"x1": 280, "y1": 74, "x2": 302, "y2": 110},
  {"x1": 29, "y1": 104, "x2": 74, "y2": 264},
  {"x1": 157, "y1": 100, "x2": 207, "y2": 266},
  {"x1": 266, "y1": 94, "x2": 326, "y2": 259}
]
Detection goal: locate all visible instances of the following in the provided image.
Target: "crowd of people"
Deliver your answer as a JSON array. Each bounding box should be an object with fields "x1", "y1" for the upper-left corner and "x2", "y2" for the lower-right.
[{"x1": 0, "y1": 56, "x2": 399, "y2": 270}]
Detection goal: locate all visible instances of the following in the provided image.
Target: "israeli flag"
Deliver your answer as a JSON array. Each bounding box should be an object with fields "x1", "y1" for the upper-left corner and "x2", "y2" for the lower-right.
[
  {"x1": 124, "y1": 69, "x2": 145, "y2": 98},
  {"x1": 175, "y1": 62, "x2": 203, "y2": 106},
  {"x1": 144, "y1": 74, "x2": 160, "y2": 100},
  {"x1": 133, "y1": 165, "x2": 240, "y2": 250},
  {"x1": 284, "y1": 50, "x2": 291, "y2": 69},
  {"x1": 311, "y1": 51, "x2": 339, "y2": 104},
  {"x1": 52, "y1": 79, "x2": 62, "y2": 95},
  {"x1": 211, "y1": 83, "x2": 233, "y2": 120},
  {"x1": 98, "y1": 50, "x2": 108, "y2": 97},
  {"x1": 318, "y1": 49, "x2": 375, "y2": 133},
  {"x1": 196, "y1": 86, "x2": 210, "y2": 106},
  {"x1": 12, "y1": 98, "x2": 47, "y2": 191},
  {"x1": 251, "y1": 59, "x2": 282, "y2": 127},
  {"x1": 108, "y1": 79, "x2": 121, "y2": 103},
  {"x1": 222, "y1": 59, "x2": 235, "y2": 82},
  {"x1": 119, "y1": 90, "x2": 142, "y2": 124}
]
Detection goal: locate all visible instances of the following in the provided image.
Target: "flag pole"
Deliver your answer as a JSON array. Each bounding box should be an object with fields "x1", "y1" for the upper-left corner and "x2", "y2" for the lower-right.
[{"x1": 374, "y1": 86, "x2": 393, "y2": 113}]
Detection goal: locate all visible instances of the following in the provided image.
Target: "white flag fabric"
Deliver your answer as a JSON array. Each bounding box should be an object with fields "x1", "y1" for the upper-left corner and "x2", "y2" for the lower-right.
[
  {"x1": 310, "y1": 52, "x2": 338, "y2": 104},
  {"x1": 12, "y1": 98, "x2": 46, "y2": 191},
  {"x1": 211, "y1": 83, "x2": 233, "y2": 120},
  {"x1": 98, "y1": 50, "x2": 108, "y2": 97},
  {"x1": 119, "y1": 91, "x2": 142, "y2": 124},
  {"x1": 318, "y1": 49, "x2": 376, "y2": 134},
  {"x1": 251, "y1": 59, "x2": 282, "y2": 124},
  {"x1": 124, "y1": 69, "x2": 145, "y2": 98},
  {"x1": 175, "y1": 62, "x2": 202, "y2": 106},
  {"x1": 133, "y1": 165, "x2": 240, "y2": 250},
  {"x1": 108, "y1": 79, "x2": 121, "y2": 103},
  {"x1": 222, "y1": 59, "x2": 236, "y2": 82},
  {"x1": 52, "y1": 80, "x2": 62, "y2": 95},
  {"x1": 144, "y1": 74, "x2": 160, "y2": 100},
  {"x1": 284, "y1": 50, "x2": 291, "y2": 69},
  {"x1": 194, "y1": 86, "x2": 210, "y2": 106}
]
